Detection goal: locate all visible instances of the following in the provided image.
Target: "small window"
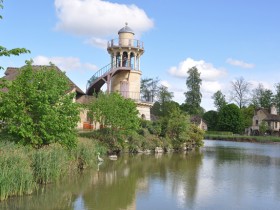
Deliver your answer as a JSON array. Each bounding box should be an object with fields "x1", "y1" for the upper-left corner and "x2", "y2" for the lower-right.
[{"x1": 256, "y1": 120, "x2": 258, "y2": 125}]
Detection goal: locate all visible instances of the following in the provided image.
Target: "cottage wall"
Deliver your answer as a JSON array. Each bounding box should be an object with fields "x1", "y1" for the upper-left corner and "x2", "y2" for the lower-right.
[
  {"x1": 252, "y1": 110, "x2": 267, "y2": 127},
  {"x1": 136, "y1": 103, "x2": 152, "y2": 121}
]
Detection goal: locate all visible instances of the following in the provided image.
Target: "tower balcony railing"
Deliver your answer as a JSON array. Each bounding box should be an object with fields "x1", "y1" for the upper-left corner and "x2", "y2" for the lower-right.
[{"x1": 108, "y1": 38, "x2": 144, "y2": 49}]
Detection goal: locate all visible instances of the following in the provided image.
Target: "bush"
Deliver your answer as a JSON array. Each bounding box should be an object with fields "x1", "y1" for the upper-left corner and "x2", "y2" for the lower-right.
[
  {"x1": 147, "y1": 121, "x2": 162, "y2": 136},
  {"x1": 0, "y1": 63, "x2": 80, "y2": 149}
]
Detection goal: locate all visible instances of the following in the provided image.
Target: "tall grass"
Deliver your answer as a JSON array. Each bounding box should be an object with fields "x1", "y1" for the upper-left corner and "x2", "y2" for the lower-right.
[
  {"x1": 31, "y1": 144, "x2": 69, "y2": 184},
  {"x1": 0, "y1": 141, "x2": 35, "y2": 201},
  {"x1": 0, "y1": 137, "x2": 101, "y2": 201}
]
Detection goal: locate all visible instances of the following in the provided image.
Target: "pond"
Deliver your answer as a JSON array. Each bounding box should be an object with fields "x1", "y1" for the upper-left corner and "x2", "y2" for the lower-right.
[{"x1": 1, "y1": 140, "x2": 280, "y2": 210}]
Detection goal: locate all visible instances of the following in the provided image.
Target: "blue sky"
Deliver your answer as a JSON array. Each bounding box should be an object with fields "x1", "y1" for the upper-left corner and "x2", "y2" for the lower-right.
[{"x1": 1, "y1": 0, "x2": 280, "y2": 111}]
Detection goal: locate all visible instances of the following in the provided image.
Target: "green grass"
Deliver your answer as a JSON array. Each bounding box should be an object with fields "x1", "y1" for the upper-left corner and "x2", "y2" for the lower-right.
[{"x1": 204, "y1": 134, "x2": 280, "y2": 143}]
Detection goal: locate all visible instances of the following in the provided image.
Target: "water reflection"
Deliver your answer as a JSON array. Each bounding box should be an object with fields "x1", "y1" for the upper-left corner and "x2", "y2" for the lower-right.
[{"x1": 1, "y1": 140, "x2": 280, "y2": 210}]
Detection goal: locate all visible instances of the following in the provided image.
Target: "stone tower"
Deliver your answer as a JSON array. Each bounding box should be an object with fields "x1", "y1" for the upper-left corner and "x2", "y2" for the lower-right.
[
  {"x1": 107, "y1": 23, "x2": 144, "y2": 100},
  {"x1": 86, "y1": 23, "x2": 152, "y2": 120}
]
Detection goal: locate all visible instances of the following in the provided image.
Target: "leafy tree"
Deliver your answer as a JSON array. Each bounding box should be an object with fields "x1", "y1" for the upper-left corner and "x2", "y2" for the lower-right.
[
  {"x1": 0, "y1": 1, "x2": 30, "y2": 70},
  {"x1": 251, "y1": 83, "x2": 273, "y2": 109},
  {"x1": 230, "y1": 77, "x2": 251, "y2": 108},
  {"x1": 241, "y1": 105, "x2": 255, "y2": 128},
  {"x1": 188, "y1": 124, "x2": 204, "y2": 147},
  {"x1": 88, "y1": 92, "x2": 140, "y2": 133},
  {"x1": 151, "y1": 85, "x2": 178, "y2": 117},
  {"x1": 0, "y1": 62, "x2": 80, "y2": 148},
  {"x1": 140, "y1": 77, "x2": 159, "y2": 102},
  {"x1": 150, "y1": 101, "x2": 161, "y2": 117},
  {"x1": 259, "y1": 121, "x2": 269, "y2": 135},
  {"x1": 273, "y1": 83, "x2": 280, "y2": 113},
  {"x1": 217, "y1": 103, "x2": 244, "y2": 134},
  {"x1": 203, "y1": 110, "x2": 219, "y2": 131},
  {"x1": 183, "y1": 66, "x2": 202, "y2": 115},
  {"x1": 165, "y1": 108, "x2": 190, "y2": 149},
  {"x1": 157, "y1": 85, "x2": 173, "y2": 105},
  {"x1": 212, "y1": 90, "x2": 227, "y2": 111}
]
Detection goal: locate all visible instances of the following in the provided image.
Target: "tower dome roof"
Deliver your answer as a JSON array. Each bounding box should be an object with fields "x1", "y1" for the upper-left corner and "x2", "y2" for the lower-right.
[{"x1": 118, "y1": 23, "x2": 134, "y2": 35}]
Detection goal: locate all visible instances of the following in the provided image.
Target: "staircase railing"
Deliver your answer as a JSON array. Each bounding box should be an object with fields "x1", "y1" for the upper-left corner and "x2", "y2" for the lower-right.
[
  {"x1": 86, "y1": 62, "x2": 114, "y2": 90},
  {"x1": 87, "y1": 59, "x2": 137, "y2": 90}
]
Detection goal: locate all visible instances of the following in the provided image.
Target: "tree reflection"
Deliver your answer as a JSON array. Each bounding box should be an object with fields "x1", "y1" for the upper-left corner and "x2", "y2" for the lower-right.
[{"x1": 0, "y1": 152, "x2": 203, "y2": 210}]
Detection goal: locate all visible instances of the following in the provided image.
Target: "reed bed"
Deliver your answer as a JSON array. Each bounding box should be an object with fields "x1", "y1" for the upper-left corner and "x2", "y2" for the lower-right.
[
  {"x1": 69, "y1": 138, "x2": 103, "y2": 170},
  {"x1": 31, "y1": 144, "x2": 69, "y2": 184},
  {"x1": 0, "y1": 141, "x2": 35, "y2": 201},
  {"x1": 0, "y1": 137, "x2": 100, "y2": 201}
]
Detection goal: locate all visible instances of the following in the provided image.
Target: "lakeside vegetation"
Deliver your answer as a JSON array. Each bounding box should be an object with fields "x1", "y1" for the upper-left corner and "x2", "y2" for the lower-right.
[
  {"x1": 0, "y1": 62, "x2": 204, "y2": 201},
  {"x1": 0, "y1": 136, "x2": 102, "y2": 201},
  {"x1": 0, "y1": 117, "x2": 204, "y2": 202},
  {"x1": 204, "y1": 131, "x2": 280, "y2": 143}
]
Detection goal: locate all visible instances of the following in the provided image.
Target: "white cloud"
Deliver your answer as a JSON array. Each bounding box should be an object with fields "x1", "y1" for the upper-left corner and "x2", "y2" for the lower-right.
[
  {"x1": 249, "y1": 80, "x2": 273, "y2": 90},
  {"x1": 202, "y1": 81, "x2": 223, "y2": 94},
  {"x1": 168, "y1": 58, "x2": 227, "y2": 81},
  {"x1": 54, "y1": 0, "x2": 154, "y2": 48},
  {"x1": 160, "y1": 80, "x2": 171, "y2": 88},
  {"x1": 33, "y1": 55, "x2": 98, "y2": 72},
  {"x1": 84, "y1": 37, "x2": 108, "y2": 49},
  {"x1": 226, "y1": 58, "x2": 255, "y2": 69}
]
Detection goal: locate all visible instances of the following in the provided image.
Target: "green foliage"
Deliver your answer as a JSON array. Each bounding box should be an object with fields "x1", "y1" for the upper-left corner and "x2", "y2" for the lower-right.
[
  {"x1": 217, "y1": 103, "x2": 244, "y2": 134},
  {"x1": 0, "y1": 141, "x2": 35, "y2": 201},
  {"x1": 259, "y1": 121, "x2": 269, "y2": 135},
  {"x1": 212, "y1": 90, "x2": 227, "y2": 111},
  {"x1": 88, "y1": 92, "x2": 140, "y2": 133},
  {"x1": 157, "y1": 85, "x2": 173, "y2": 104},
  {"x1": 251, "y1": 83, "x2": 273, "y2": 109},
  {"x1": 31, "y1": 144, "x2": 69, "y2": 184},
  {"x1": 205, "y1": 131, "x2": 233, "y2": 135},
  {"x1": 165, "y1": 108, "x2": 190, "y2": 149},
  {"x1": 274, "y1": 83, "x2": 280, "y2": 113},
  {"x1": 184, "y1": 66, "x2": 203, "y2": 115},
  {"x1": 0, "y1": 46, "x2": 30, "y2": 57},
  {"x1": 140, "y1": 77, "x2": 159, "y2": 102},
  {"x1": 203, "y1": 110, "x2": 219, "y2": 131},
  {"x1": 0, "y1": 137, "x2": 102, "y2": 201},
  {"x1": 241, "y1": 105, "x2": 255, "y2": 128},
  {"x1": 147, "y1": 121, "x2": 162, "y2": 136},
  {"x1": 150, "y1": 85, "x2": 179, "y2": 118},
  {"x1": 0, "y1": 62, "x2": 80, "y2": 148},
  {"x1": 188, "y1": 124, "x2": 204, "y2": 147}
]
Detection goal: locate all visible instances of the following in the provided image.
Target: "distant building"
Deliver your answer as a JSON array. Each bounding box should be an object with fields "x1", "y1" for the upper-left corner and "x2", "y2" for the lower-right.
[
  {"x1": 250, "y1": 104, "x2": 280, "y2": 135},
  {"x1": 190, "y1": 115, "x2": 208, "y2": 131}
]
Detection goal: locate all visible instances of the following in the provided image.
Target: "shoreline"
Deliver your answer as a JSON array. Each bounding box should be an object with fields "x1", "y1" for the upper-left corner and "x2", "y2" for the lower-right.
[{"x1": 204, "y1": 136, "x2": 280, "y2": 144}]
